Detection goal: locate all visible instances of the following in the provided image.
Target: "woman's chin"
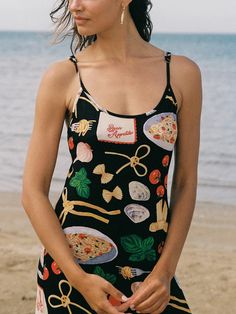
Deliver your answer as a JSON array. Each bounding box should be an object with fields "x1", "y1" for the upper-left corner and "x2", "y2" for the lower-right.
[{"x1": 76, "y1": 27, "x2": 96, "y2": 37}]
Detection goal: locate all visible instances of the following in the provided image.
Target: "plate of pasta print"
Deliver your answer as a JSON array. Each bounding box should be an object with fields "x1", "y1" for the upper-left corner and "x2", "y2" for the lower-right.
[
  {"x1": 143, "y1": 112, "x2": 177, "y2": 151},
  {"x1": 63, "y1": 226, "x2": 118, "y2": 264}
]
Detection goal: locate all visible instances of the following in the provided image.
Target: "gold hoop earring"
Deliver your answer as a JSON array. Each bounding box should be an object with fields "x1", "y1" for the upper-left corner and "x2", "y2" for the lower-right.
[{"x1": 120, "y1": 5, "x2": 125, "y2": 25}]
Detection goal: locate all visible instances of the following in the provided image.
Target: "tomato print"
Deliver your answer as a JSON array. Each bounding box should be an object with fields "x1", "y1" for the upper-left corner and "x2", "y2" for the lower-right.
[
  {"x1": 84, "y1": 247, "x2": 92, "y2": 254},
  {"x1": 170, "y1": 137, "x2": 175, "y2": 144},
  {"x1": 43, "y1": 266, "x2": 49, "y2": 280},
  {"x1": 149, "y1": 169, "x2": 161, "y2": 184},
  {"x1": 156, "y1": 185, "x2": 165, "y2": 197},
  {"x1": 51, "y1": 261, "x2": 61, "y2": 275},
  {"x1": 68, "y1": 137, "x2": 74, "y2": 150},
  {"x1": 162, "y1": 155, "x2": 170, "y2": 167}
]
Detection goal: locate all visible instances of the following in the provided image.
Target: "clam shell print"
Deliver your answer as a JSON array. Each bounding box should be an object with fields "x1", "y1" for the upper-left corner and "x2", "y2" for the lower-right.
[
  {"x1": 74, "y1": 142, "x2": 93, "y2": 163},
  {"x1": 143, "y1": 112, "x2": 177, "y2": 151},
  {"x1": 129, "y1": 181, "x2": 150, "y2": 201},
  {"x1": 124, "y1": 204, "x2": 150, "y2": 223}
]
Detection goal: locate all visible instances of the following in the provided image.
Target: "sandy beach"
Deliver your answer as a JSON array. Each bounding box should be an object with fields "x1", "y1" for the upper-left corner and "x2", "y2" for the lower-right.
[{"x1": 0, "y1": 191, "x2": 235, "y2": 314}]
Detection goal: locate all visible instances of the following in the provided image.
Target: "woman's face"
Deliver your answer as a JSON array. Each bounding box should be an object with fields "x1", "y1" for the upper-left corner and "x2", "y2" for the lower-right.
[{"x1": 69, "y1": 0, "x2": 126, "y2": 36}]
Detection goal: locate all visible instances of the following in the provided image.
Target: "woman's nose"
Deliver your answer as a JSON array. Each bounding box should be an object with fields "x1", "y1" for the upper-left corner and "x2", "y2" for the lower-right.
[{"x1": 69, "y1": 0, "x2": 83, "y2": 12}]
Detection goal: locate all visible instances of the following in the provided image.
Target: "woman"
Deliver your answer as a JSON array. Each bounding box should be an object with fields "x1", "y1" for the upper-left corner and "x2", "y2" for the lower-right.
[{"x1": 22, "y1": 0, "x2": 202, "y2": 313}]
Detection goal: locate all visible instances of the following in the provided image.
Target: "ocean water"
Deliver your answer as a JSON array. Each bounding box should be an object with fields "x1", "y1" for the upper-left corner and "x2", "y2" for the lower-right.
[{"x1": 0, "y1": 31, "x2": 235, "y2": 205}]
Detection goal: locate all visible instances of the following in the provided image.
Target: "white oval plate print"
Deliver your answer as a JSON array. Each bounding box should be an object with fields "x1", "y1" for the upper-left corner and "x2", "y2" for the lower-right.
[{"x1": 143, "y1": 112, "x2": 177, "y2": 151}]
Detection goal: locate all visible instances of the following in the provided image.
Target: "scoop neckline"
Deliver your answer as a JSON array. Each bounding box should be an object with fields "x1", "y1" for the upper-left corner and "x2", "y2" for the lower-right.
[{"x1": 79, "y1": 79, "x2": 170, "y2": 119}]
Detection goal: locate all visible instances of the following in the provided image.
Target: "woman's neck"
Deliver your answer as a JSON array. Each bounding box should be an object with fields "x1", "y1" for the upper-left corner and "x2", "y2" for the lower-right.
[{"x1": 89, "y1": 16, "x2": 148, "y2": 63}]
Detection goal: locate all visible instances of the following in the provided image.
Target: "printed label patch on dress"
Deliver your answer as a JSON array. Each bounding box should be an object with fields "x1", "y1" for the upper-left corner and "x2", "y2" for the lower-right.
[{"x1": 97, "y1": 112, "x2": 137, "y2": 144}]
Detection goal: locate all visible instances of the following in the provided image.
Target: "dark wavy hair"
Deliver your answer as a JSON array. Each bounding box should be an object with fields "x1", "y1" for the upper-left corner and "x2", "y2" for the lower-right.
[{"x1": 50, "y1": 0, "x2": 153, "y2": 54}]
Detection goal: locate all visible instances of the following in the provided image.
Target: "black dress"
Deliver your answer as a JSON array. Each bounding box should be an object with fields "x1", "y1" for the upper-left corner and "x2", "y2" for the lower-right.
[{"x1": 35, "y1": 51, "x2": 192, "y2": 314}]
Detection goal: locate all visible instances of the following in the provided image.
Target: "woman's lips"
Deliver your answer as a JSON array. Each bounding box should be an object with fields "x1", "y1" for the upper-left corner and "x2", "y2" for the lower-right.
[{"x1": 74, "y1": 16, "x2": 89, "y2": 23}]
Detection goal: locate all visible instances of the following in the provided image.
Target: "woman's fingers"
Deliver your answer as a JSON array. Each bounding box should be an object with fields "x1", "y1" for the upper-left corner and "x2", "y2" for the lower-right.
[
  {"x1": 139, "y1": 298, "x2": 169, "y2": 314},
  {"x1": 135, "y1": 288, "x2": 169, "y2": 313},
  {"x1": 93, "y1": 296, "x2": 125, "y2": 314},
  {"x1": 103, "y1": 302, "x2": 125, "y2": 314},
  {"x1": 115, "y1": 301, "x2": 132, "y2": 313},
  {"x1": 106, "y1": 282, "x2": 129, "y2": 303},
  {"x1": 129, "y1": 284, "x2": 152, "y2": 309},
  {"x1": 77, "y1": 274, "x2": 128, "y2": 314},
  {"x1": 134, "y1": 293, "x2": 164, "y2": 312}
]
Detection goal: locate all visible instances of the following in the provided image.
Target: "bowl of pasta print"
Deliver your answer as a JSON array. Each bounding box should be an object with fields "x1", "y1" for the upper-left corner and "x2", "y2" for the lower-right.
[
  {"x1": 143, "y1": 112, "x2": 177, "y2": 151},
  {"x1": 63, "y1": 226, "x2": 118, "y2": 264}
]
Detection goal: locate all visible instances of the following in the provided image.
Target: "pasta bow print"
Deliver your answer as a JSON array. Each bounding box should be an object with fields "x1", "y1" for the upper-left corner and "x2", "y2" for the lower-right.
[
  {"x1": 105, "y1": 144, "x2": 151, "y2": 177},
  {"x1": 102, "y1": 186, "x2": 123, "y2": 203},
  {"x1": 93, "y1": 164, "x2": 114, "y2": 184},
  {"x1": 149, "y1": 199, "x2": 168, "y2": 232},
  {"x1": 48, "y1": 280, "x2": 92, "y2": 314},
  {"x1": 59, "y1": 187, "x2": 121, "y2": 225}
]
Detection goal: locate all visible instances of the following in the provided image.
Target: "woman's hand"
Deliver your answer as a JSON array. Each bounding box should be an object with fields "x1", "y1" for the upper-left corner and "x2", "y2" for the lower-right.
[
  {"x1": 71, "y1": 272, "x2": 129, "y2": 314},
  {"x1": 117, "y1": 270, "x2": 171, "y2": 314}
]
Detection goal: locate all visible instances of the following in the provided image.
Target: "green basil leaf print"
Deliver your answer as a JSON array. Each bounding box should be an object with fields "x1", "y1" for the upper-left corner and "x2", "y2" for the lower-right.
[
  {"x1": 93, "y1": 266, "x2": 105, "y2": 277},
  {"x1": 84, "y1": 177, "x2": 92, "y2": 184},
  {"x1": 69, "y1": 176, "x2": 80, "y2": 188},
  {"x1": 120, "y1": 234, "x2": 143, "y2": 254},
  {"x1": 76, "y1": 167, "x2": 88, "y2": 180},
  {"x1": 129, "y1": 253, "x2": 146, "y2": 262},
  {"x1": 76, "y1": 182, "x2": 90, "y2": 199},
  {"x1": 121, "y1": 234, "x2": 156, "y2": 262},
  {"x1": 69, "y1": 167, "x2": 91, "y2": 198},
  {"x1": 142, "y1": 237, "x2": 154, "y2": 251},
  {"x1": 146, "y1": 249, "x2": 156, "y2": 261}
]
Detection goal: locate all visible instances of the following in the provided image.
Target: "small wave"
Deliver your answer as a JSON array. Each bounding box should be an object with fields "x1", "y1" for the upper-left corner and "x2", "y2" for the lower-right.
[{"x1": 198, "y1": 180, "x2": 236, "y2": 189}]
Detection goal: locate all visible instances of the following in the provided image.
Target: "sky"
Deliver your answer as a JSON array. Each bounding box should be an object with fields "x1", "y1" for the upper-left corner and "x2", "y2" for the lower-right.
[{"x1": 0, "y1": 0, "x2": 235, "y2": 34}]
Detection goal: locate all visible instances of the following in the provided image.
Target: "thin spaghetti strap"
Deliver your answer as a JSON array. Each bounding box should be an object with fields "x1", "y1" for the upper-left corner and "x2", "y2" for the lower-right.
[
  {"x1": 164, "y1": 51, "x2": 171, "y2": 86},
  {"x1": 68, "y1": 55, "x2": 83, "y2": 118},
  {"x1": 69, "y1": 54, "x2": 86, "y2": 91},
  {"x1": 69, "y1": 55, "x2": 79, "y2": 73}
]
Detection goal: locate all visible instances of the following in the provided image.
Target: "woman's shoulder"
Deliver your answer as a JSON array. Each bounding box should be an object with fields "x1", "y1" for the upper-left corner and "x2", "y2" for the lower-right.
[
  {"x1": 148, "y1": 44, "x2": 201, "y2": 75},
  {"x1": 36, "y1": 57, "x2": 80, "y2": 117},
  {"x1": 166, "y1": 53, "x2": 202, "y2": 112},
  {"x1": 171, "y1": 53, "x2": 201, "y2": 78},
  {"x1": 37, "y1": 57, "x2": 79, "y2": 109},
  {"x1": 41, "y1": 57, "x2": 78, "y2": 85}
]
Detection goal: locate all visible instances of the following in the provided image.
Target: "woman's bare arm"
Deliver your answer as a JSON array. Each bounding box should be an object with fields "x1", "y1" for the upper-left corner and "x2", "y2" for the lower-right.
[
  {"x1": 21, "y1": 61, "x2": 128, "y2": 313},
  {"x1": 152, "y1": 56, "x2": 203, "y2": 277},
  {"x1": 21, "y1": 60, "x2": 86, "y2": 284}
]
